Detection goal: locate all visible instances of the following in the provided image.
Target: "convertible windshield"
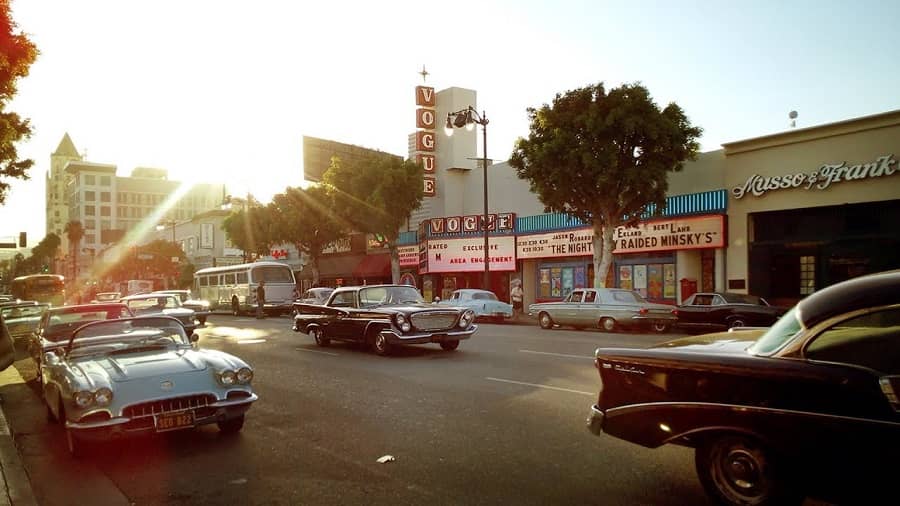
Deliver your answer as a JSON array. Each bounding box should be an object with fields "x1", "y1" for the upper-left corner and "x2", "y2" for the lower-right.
[
  {"x1": 359, "y1": 286, "x2": 424, "y2": 306},
  {"x1": 748, "y1": 305, "x2": 804, "y2": 355},
  {"x1": 68, "y1": 317, "x2": 190, "y2": 354}
]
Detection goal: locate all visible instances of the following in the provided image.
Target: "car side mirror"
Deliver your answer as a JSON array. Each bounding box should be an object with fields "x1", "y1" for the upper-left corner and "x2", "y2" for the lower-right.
[
  {"x1": 43, "y1": 352, "x2": 60, "y2": 366},
  {"x1": 190, "y1": 333, "x2": 200, "y2": 343}
]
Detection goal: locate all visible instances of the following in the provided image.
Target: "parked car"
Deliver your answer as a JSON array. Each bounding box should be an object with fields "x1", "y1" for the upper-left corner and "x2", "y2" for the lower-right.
[
  {"x1": 292, "y1": 284, "x2": 477, "y2": 355},
  {"x1": 41, "y1": 316, "x2": 257, "y2": 456},
  {"x1": 438, "y1": 289, "x2": 512, "y2": 322},
  {"x1": 290, "y1": 287, "x2": 335, "y2": 317},
  {"x1": 674, "y1": 291, "x2": 786, "y2": 332},
  {"x1": 152, "y1": 290, "x2": 211, "y2": 324},
  {"x1": 0, "y1": 302, "x2": 49, "y2": 345},
  {"x1": 26, "y1": 303, "x2": 133, "y2": 366},
  {"x1": 528, "y1": 288, "x2": 677, "y2": 332},
  {"x1": 586, "y1": 269, "x2": 900, "y2": 505},
  {"x1": 91, "y1": 292, "x2": 122, "y2": 303},
  {"x1": 120, "y1": 293, "x2": 199, "y2": 333}
]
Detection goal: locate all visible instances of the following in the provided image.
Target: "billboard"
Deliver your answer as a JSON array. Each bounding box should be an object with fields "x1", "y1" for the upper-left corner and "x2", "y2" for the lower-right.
[{"x1": 302, "y1": 136, "x2": 402, "y2": 183}]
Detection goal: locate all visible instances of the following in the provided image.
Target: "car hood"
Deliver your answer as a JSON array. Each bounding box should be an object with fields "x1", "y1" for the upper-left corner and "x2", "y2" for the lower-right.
[
  {"x1": 651, "y1": 329, "x2": 766, "y2": 354},
  {"x1": 378, "y1": 303, "x2": 464, "y2": 313},
  {"x1": 73, "y1": 349, "x2": 208, "y2": 383}
]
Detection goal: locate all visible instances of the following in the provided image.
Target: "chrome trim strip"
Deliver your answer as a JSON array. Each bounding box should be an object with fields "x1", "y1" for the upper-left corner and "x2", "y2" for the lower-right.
[{"x1": 605, "y1": 401, "x2": 900, "y2": 427}]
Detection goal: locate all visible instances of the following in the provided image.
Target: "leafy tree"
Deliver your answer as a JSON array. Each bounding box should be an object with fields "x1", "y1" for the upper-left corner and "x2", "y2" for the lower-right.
[
  {"x1": 510, "y1": 82, "x2": 701, "y2": 288},
  {"x1": 222, "y1": 200, "x2": 275, "y2": 262},
  {"x1": 103, "y1": 240, "x2": 186, "y2": 287},
  {"x1": 64, "y1": 220, "x2": 84, "y2": 279},
  {"x1": 0, "y1": 1, "x2": 39, "y2": 204},
  {"x1": 323, "y1": 154, "x2": 423, "y2": 283},
  {"x1": 269, "y1": 185, "x2": 345, "y2": 286}
]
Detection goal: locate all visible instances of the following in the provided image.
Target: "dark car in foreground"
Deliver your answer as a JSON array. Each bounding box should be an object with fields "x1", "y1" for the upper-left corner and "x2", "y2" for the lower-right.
[
  {"x1": 290, "y1": 287, "x2": 334, "y2": 317},
  {"x1": 292, "y1": 284, "x2": 476, "y2": 355},
  {"x1": 674, "y1": 291, "x2": 786, "y2": 332},
  {"x1": 587, "y1": 270, "x2": 900, "y2": 505}
]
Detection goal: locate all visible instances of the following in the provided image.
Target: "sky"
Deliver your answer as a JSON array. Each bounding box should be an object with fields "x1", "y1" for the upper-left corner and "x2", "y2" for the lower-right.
[{"x1": 2, "y1": 0, "x2": 899, "y2": 250}]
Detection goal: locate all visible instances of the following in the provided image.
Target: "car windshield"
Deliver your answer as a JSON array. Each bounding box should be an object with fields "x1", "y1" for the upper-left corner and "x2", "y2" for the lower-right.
[
  {"x1": 45, "y1": 306, "x2": 131, "y2": 342},
  {"x1": 127, "y1": 296, "x2": 181, "y2": 313},
  {"x1": 359, "y1": 286, "x2": 424, "y2": 306},
  {"x1": 68, "y1": 317, "x2": 189, "y2": 357},
  {"x1": 747, "y1": 305, "x2": 805, "y2": 355}
]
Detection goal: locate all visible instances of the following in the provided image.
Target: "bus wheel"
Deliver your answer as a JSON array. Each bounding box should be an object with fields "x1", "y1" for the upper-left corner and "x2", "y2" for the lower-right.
[{"x1": 231, "y1": 298, "x2": 241, "y2": 316}]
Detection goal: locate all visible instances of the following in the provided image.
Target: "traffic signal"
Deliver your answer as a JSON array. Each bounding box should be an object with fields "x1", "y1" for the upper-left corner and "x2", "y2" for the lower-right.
[{"x1": 18, "y1": 232, "x2": 26, "y2": 247}]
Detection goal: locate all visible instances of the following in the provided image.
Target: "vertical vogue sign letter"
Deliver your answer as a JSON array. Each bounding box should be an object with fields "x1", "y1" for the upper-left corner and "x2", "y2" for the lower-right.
[{"x1": 416, "y1": 85, "x2": 437, "y2": 197}]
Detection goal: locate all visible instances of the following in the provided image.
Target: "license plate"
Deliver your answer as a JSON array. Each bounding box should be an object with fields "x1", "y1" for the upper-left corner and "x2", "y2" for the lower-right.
[{"x1": 155, "y1": 412, "x2": 194, "y2": 432}]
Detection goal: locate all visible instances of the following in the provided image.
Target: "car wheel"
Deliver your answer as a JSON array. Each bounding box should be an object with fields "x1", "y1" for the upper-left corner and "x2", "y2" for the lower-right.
[
  {"x1": 600, "y1": 317, "x2": 617, "y2": 333},
  {"x1": 696, "y1": 435, "x2": 798, "y2": 506},
  {"x1": 728, "y1": 318, "x2": 746, "y2": 329},
  {"x1": 440, "y1": 340, "x2": 460, "y2": 351},
  {"x1": 372, "y1": 332, "x2": 391, "y2": 356},
  {"x1": 652, "y1": 323, "x2": 670, "y2": 333},
  {"x1": 538, "y1": 312, "x2": 555, "y2": 330},
  {"x1": 218, "y1": 414, "x2": 245, "y2": 434},
  {"x1": 311, "y1": 327, "x2": 330, "y2": 347},
  {"x1": 231, "y1": 298, "x2": 241, "y2": 316}
]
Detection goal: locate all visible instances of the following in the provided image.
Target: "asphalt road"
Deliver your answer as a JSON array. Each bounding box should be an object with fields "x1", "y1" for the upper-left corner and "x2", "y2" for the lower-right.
[{"x1": 3, "y1": 315, "x2": 713, "y2": 505}]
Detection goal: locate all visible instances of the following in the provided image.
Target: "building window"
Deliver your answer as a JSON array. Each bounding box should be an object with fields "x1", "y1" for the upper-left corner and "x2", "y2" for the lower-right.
[
  {"x1": 101, "y1": 192, "x2": 111, "y2": 202},
  {"x1": 85, "y1": 234, "x2": 95, "y2": 245},
  {"x1": 100, "y1": 176, "x2": 111, "y2": 186},
  {"x1": 84, "y1": 174, "x2": 95, "y2": 185},
  {"x1": 800, "y1": 255, "x2": 816, "y2": 295},
  {"x1": 85, "y1": 205, "x2": 96, "y2": 216},
  {"x1": 100, "y1": 206, "x2": 111, "y2": 217},
  {"x1": 85, "y1": 220, "x2": 96, "y2": 230},
  {"x1": 85, "y1": 190, "x2": 95, "y2": 201},
  {"x1": 101, "y1": 220, "x2": 111, "y2": 230}
]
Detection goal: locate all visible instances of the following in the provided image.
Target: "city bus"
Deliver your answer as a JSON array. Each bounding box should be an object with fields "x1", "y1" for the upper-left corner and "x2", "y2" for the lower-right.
[
  {"x1": 9, "y1": 274, "x2": 66, "y2": 306},
  {"x1": 193, "y1": 261, "x2": 296, "y2": 316}
]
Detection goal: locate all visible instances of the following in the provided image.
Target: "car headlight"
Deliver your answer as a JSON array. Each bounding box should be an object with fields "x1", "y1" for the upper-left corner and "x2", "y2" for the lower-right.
[
  {"x1": 74, "y1": 390, "x2": 93, "y2": 408},
  {"x1": 220, "y1": 370, "x2": 237, "y2": 385},
  {"x1": 400, "y1": 322, "x2": 411, "y2": 332},
  {"x1": 94, "y1": 387, "x2": 113, "y2": 406},
  {"x1": 459, "y1": 310, "x2": 475, "y2": 328},
  {"x1": 396, "y1": 314, "x2": 406, "y2": 325},
  {"x1": 236, "y1": 367, "x2": 253, "y2": 384}
]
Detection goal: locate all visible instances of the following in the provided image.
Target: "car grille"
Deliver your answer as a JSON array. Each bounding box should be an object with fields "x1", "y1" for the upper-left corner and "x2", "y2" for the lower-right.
[
  {"x1": 123, "y1": 393, "x2": 216, "y2": 418},
  {"x1": 410, "y1": 312, "x2": 458, "y2": 331}
]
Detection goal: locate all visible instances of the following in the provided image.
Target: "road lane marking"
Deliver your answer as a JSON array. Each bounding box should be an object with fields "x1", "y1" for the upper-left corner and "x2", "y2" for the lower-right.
[
  {"x1": 485, "y1": 377, "x2": 594, "y2": 396},
  {"x1": 236, "y1": 339, "x2": 267, "y2": 344},
  {"x1": 295, "y1": 348, "x2": 339, "y2": 356},
  {"x1": 519, "y1": 349, "x2": 594, "y2": 360}
]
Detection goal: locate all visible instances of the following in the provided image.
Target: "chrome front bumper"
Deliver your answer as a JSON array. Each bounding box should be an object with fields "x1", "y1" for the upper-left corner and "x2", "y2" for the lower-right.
[
  {"x1": 380, "y1": 325, "x2": 478, "y2": 345},
  {"x1": 586, "y1": 404, "x2": 605, "y2": 436}
]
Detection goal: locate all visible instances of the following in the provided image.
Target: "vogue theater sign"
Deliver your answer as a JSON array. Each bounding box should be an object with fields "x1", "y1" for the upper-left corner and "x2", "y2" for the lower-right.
[{"x1": 732, "y1": 154, "x2": 897, "y2": 199}]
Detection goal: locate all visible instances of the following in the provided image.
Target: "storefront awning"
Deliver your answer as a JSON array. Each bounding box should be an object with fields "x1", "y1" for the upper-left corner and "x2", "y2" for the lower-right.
[
  {"x1": 353, "y1": 253, "x2": 391, "y2": 278},
  {"x1": 297, "y1": 255, "x2": 359, "y2": 280}
]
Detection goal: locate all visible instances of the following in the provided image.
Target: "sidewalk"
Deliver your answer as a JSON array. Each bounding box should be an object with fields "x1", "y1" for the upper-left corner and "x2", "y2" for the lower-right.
[{"x1": 0, "y1": 367, "x2": 37, "y2": 506}]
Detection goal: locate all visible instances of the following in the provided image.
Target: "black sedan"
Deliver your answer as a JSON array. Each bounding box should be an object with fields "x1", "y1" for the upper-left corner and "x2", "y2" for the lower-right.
[
  {"x1": 292, "y1": 284, "x2": 476, "y2": 356},
  {"x1": 586, "y1": 270, "x2": 900, "y2": 505},
  {"x1": 673, "y1": 292, "x2": 786, "y2": 331}
]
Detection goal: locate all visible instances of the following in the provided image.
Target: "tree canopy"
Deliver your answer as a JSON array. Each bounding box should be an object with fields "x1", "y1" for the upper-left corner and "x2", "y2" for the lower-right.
[
  {"x1": 269, "y1": 185, "x2": 345, "y2": 286},
  {"x1": 510, "y1": 82, "x2": 701, "y2": 288},
  {"x1": 221, "y1": 200, "x2": 275, "y2": 263},
  {"x1": 0, "y1": 1, "x2": 38, "y2": 204},
  {"x1": 322, "y1": 153, "x2": 423, "y2": 283}
]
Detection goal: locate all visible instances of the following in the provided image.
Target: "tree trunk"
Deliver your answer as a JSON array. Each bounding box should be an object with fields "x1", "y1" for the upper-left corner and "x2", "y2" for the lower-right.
[
  {"x1": 388, "y1": 242, "x2": 400, "y2": 284},
  {"x1": 591, "y1": 222, "x2": 615, "y2": 288},
  {"x1": 309, "y1": 254, "x2": 320, "y2": 287}
]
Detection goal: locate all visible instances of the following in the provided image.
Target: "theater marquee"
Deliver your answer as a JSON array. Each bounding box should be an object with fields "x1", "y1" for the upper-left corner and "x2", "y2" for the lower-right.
[
  {"x1": 425, "y1": 236, "x2": 516, "y2": 273},
  {"x1": 613, "y1": 215, "x2": 725, "y2": 254}
]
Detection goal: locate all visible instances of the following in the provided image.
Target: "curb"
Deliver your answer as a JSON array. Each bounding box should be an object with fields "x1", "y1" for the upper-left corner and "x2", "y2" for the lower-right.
[{"x1": 0, "y1": 367, "x2": 37, "y2": 506}]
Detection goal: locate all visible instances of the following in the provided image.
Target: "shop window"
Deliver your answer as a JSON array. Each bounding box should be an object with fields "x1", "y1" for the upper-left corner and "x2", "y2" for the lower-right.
[{"x1": 800, "y1": 256, "x2": 816, "y2": 295}]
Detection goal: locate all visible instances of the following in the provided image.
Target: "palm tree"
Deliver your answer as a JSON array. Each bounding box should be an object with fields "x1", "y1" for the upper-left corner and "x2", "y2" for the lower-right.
[{"x1": 64, "y1": 220, "x2": 84, "y2": 281}]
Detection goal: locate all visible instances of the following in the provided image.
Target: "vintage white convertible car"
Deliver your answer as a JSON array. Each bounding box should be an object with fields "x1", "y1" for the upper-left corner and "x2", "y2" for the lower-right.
[{"x1": 41, "y1": 316, "x2": 257, "y2": 456}]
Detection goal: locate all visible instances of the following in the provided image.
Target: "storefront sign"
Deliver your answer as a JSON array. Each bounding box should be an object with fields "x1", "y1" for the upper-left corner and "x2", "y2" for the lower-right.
[
  {"x1": 517, "y1": 228, "x2": 593, "y2": 259},
  {"x1": 613, "y1": 215, "x2": 725, "y2": 253},
  {"x1": 429, "y1": 213, "x2": 515, "y2": 234},
  {"x1": 322, "y1": 237, "x2": 352, "y2": 254},
  {"x1": 416, "y1": 84, "x2": 437, "y2": 197},
  {"x1": 398, "y1": 245, "x2": 419, "y2": 267},
  {"x1": 732, "y1": 154, "x2": 897, "y2": 199},
  {"x1": 425, "y1": 236, "x2": 516, "y2": 272}
]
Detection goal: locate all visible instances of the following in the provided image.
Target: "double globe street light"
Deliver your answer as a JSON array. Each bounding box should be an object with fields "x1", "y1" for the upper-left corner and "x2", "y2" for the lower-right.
[{"x1": 444, "y1": 106, "x2": 491, "y2": 291}]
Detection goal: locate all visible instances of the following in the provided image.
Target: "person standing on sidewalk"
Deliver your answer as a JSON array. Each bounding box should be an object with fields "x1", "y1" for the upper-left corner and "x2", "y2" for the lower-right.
[
  {"x1": 256, "y1": 280, "x2": 266, "y2": 319},
  {"x1": 511, "y1": 281, "x2": 524, "y2": 320}
]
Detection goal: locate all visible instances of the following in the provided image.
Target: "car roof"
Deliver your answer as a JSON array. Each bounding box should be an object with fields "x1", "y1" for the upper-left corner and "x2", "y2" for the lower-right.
[
  {"x1": 333, "y1": 284, "x2": 414, "y2": 293},
  {"x1": 798, "y1": 270, "x2": 900, "y2": 328},
  {"x1": 121, "y1": 293, "x2": 175, "y2": 300},
  {"x1": 49, "y1": 303, "x2": 128, "y2": 314}
]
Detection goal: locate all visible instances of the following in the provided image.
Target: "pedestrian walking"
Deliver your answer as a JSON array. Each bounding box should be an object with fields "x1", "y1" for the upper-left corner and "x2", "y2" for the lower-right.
[
  {"x1": 256, "y1": 280, "x2": 266, "y2": 319},
  {"x1": 511, "y1": 281, "x2": 524, "y2": 320}
]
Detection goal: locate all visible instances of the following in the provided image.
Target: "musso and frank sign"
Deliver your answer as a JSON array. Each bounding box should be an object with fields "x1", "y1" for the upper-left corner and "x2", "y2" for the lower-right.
[{"x1": 732, "y1": 154, "x2": 896, "y2": 199}]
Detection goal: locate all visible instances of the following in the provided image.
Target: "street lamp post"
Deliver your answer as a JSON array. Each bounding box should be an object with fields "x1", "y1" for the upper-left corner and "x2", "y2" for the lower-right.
[{"x1": 445, "y1": 106, "x2": 490, "y2": 291}]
